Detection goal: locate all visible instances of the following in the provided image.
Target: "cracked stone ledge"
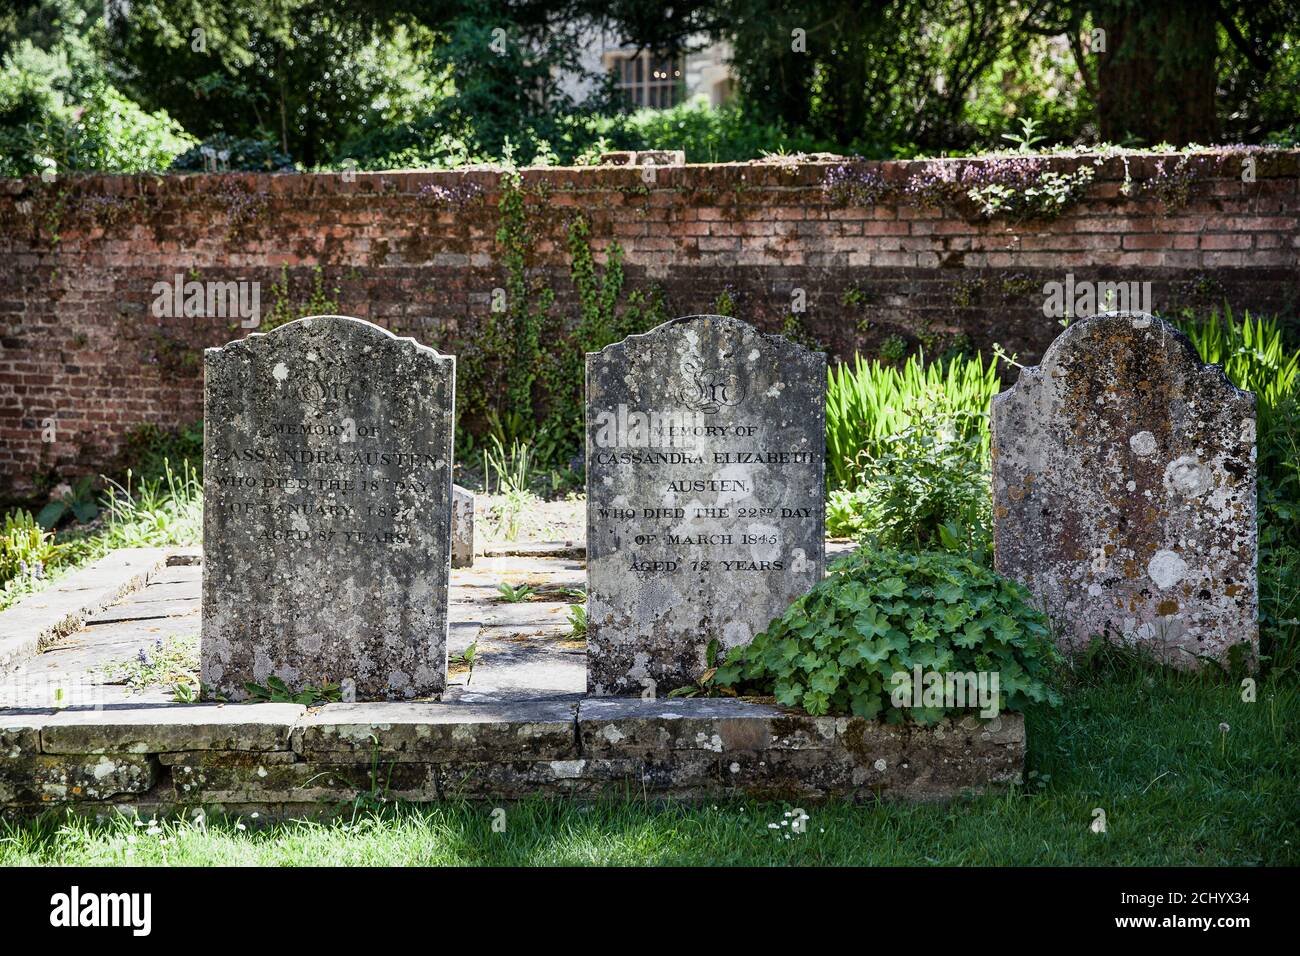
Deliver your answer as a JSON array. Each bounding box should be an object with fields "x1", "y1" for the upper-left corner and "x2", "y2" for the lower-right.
[{"x1": 0, "y1": 699, "x2": 1024, "y2": 815}]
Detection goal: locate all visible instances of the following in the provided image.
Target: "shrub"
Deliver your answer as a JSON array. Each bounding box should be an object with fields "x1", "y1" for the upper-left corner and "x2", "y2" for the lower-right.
[
  {"x1": 116, "y1": 422, "x2": 205, "y2": 484},
  {"x1": 825, "y1": 351, "x2": 1001, "y2": 490},
  {"x1": 712, "y1": 548, "x2": 1062, "y2": 721},
  {"x1": 169, "y1": 135, "x2": 294, "y2": 172},
  {"x1": 1, "y1": 81, "x2": 194, "y2": 176},
  {"x1": 332, "y1": 125, "x2": 486, "y2": 171},
  {"x1": 827, "y1": 424, "x2": 991, "y2": 556},
  {"x1": 593, "y1": 99, "x2": 831, "y2": 165}
]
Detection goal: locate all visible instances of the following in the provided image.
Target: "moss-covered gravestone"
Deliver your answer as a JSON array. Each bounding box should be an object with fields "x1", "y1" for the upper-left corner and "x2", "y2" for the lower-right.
[
  {"x1": 992, "y1": 311, "x2": 1257, "y2": 667},
  {"x1": 201, "y1": 315, "x2": 455, "y2": 700},
  {"x1": 586, "y1": 315, "x2": 826, "y2": 695}
]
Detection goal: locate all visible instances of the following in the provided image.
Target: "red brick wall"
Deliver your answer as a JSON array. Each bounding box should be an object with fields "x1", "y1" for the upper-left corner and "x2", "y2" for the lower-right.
[{"x1": 1, "y1": 150, "x2": 1297, "y2": 498}]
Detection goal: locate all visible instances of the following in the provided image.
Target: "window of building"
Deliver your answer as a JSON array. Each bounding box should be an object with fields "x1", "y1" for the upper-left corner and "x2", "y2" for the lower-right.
[{"x1": 606, "y1": 51, "x2": 683, "y2": 109}]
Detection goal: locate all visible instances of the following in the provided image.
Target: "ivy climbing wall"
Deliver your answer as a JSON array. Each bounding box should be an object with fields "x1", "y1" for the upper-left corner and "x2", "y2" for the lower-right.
[{"x1": 0, "y1": 150, "x2": 1297, "y2": 497}]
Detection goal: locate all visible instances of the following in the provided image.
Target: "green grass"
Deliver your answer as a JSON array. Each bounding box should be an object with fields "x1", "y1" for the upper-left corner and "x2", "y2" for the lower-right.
[{"x1": 2, "y1": 663, "x2": 1294, "y2": 867}]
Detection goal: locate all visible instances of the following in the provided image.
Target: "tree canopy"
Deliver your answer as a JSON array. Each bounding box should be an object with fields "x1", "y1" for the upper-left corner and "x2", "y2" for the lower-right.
[{"x1": 1, "y1": 0, "x2": 1296, "y2": 175}]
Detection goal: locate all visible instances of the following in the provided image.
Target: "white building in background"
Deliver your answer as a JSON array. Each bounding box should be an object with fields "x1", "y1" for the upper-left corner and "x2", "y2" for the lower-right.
[{"x1": 558, "y1": 34, "x2": 735, "y2": 109}]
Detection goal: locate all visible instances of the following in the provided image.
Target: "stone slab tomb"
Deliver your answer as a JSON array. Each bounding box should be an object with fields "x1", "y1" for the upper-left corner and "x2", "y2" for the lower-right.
[
  {"x1": 992, "y1": 311, "x2": 1257, "y2": 666},
  {"x1": 202, "y1": 315, "x2": 456, "y2": 700},
  {"x1": 586, "y1": 314, "x2": 825, "y2": 695}
]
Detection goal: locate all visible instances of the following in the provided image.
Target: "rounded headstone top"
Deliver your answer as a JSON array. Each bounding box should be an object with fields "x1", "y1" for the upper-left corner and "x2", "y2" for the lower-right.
[
  {"x1": 998, "y1": 310, "x2": 1252, "y2": 406},
  {"x1": 207, "y1": 314, "x2": 447, "y2": 359},
  {"x1": 587, "y1": 313, "x2": 824, "y2": 360}
]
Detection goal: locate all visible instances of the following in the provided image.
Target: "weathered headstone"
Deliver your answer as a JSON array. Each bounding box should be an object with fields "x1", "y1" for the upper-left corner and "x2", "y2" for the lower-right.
[
  {"x1": 201, "y1": 315, "x2": 456, "y2": 701},
  {"x1": 586, "y1": 314, "x2": 826, "y2": 695},
  {"x1": 992, "y1": 311, "x2": 1257, "y2": 666}
]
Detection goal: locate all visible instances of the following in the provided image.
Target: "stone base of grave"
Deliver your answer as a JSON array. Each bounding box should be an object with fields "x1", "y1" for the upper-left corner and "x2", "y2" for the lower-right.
[
  {"x1": 0, "y1": 544, "x2": 1021, "y2": 816},
  {"x1": 0, "y1": 701, "x2": 1023, "y2": 817}
]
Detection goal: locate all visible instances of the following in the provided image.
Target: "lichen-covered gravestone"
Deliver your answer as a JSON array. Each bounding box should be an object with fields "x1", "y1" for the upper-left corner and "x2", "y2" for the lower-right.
[
  {"x1": 586, "y1": 314, "x2": 825, "y2": 695},
  {"x1": 202, "y1": 315, "x2": 456, "y2": 700},
  {"x1": 992, "y1": 311, "x2": 1257, "y2": 667}
]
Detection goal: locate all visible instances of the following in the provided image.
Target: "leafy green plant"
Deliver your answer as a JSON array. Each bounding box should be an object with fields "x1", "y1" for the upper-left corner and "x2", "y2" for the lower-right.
[
  {"x1": 879, "y1": 334, "x2": 908, "y2": 362},
  {"x1": 668, "y1": 639, "x2": 725, "y2": 698},
  {"x1": 1000, "y1": 116, "x2": 1048, "y2": 153},
  {"x1": 828, "y1": 423, "x2": 991, "y2": 557},
  {"x1": 244, "y1": 676, "x2": 342, "y2": 705},
  {"x1": 450, "y1": 641, "x2": 478, "y2": 668},
  {"x1": 567, "y1": 603, "x2": 587, "y2": 638},
  {"x1": 36, "y1": 475, "x2": 99, "y2": 529},
  {"x1": 712, "y1": 548, "x2": 1062, "y2": 721},
  {"x1": 1, "y1": 456, "x2": 201, "y2": 613},
  {"x1": 453, "y1": 197, "x2": 666, "y2": 474},
  {"x1": 826, "y1": 351, "x2": 1001, "y2": 489},
  {"x1": 496, "y1": 582, "x2": 537, "y2": 603},
  {"x1": 0, "y1": 82, "x2": 194, "y2": 177},
  {"x1": 482, "y1": 433, "x2": 534, "y2": 496},
  {"x1": 97, "y1": 460, "x2": 202, "y2": 548},
  {"x1": 481, "y1": 434, "x2": 539, "y2": 541},
  {"x1": 1259, "y1": 543, "x2": 1300, "y2": 678}
]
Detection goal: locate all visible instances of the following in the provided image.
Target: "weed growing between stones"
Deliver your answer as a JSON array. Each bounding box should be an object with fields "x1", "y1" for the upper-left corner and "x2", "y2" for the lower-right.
[
  {"x1": 100, "y1": 634, "x2": 198, "y2": 696},
  {"x1": 496, "y1": 582, "x2": 536, "y2": 603},
  {"x1": 480, "y1": 435, "x2": 539, "y2": 541},
  {"x1": 244, "y1": 676, "x2": 343, "y2": 705},
  {"x1": 566, "y1": 603, "x2": 587, "y2": 638}
]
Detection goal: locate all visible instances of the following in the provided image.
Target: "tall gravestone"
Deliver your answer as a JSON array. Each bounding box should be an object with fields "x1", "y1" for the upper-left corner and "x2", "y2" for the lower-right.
[
  {"x1": 586, "y1": 314, "x2": 825, "y2": 695},
  {"x1": 992, "y1": 311, "x2": 1257, "y2": 667},
  {"x1": 202, "y1": 315, "x2": 456, "y2": 700}
]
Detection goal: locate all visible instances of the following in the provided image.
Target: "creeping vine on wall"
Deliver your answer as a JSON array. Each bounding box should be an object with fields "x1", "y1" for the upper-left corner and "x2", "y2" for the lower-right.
[{"x1": 454, "y1": 174, "x2": 668, "y2": 471}]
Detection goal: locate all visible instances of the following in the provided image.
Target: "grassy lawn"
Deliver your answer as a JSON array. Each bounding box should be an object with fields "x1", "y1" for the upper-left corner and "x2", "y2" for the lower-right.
[{"x1": 3, "y1": 661, "x2": 1294, "y2": 867}]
